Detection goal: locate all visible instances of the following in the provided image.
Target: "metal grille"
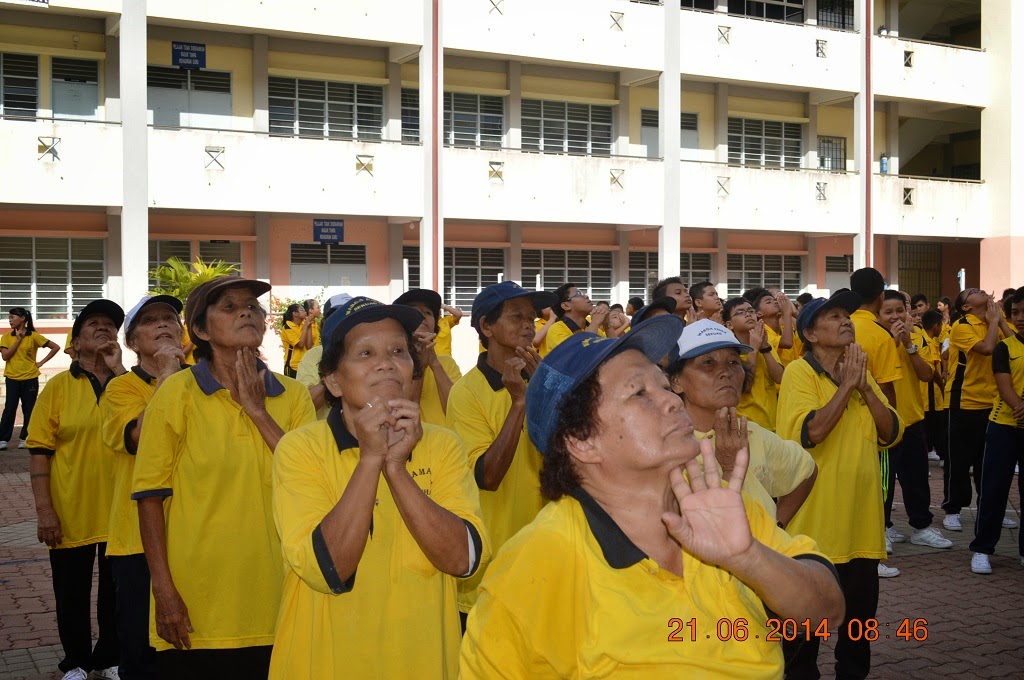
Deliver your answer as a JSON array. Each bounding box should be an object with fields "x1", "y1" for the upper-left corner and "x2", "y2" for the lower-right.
[
  {"x1": 825, "y1": 255, "x2": 853, "y2": 273},
  {"x1": 522, "y1": 100, "x2": 613, "y2": 156},
  {"x1": 443, "y1": 247, "x2": 506, "y2": 311},
  {"x1": 148, "y1": 240, "x2": 192, "y2": 288},
  {"x1": 639, "y1": 110, "x2": 698, "y2": 131},
  {"x1": 269, "y1": 77, "x2": 383, "y2": 140},
  {"x1": 726, "y1": 254, "x2": 802, "y2": 297},
  {"x1": 898, "y1": 242, "x2": 942, "y2": 305},
  {"x1": 818, "y1": 136, "x2": 846, "y2": 171},
  {"x1": 402, "y1": 246, "x2": 421, "y2": 289},
  {"x1": 52, "y1": 58, "x2": 98, "y2": 83},
  {"x1": 0, "y1": 237, "x2": 105, "y2": 319},
  {"x1": 728, "y1": 118, "x2": 802, "y2": 168},
  {"x1": 728, "y1": 0, "x2": 804, "y2": 23},
  {"x1": 522, "y1": 249, "x2": 613, "y2": 303},
  {"x1": 817, "y1": 0, "x2": 854, "y2": 29},
  {"x1": 0, "y1": 52, "x2": 39, "y2": 117},
  {"x1": 198, "y1": 241, "x2": 242, "y2": 270},
  {"x1": 681, "y1": 0, "x2": 716, "y2": 9}
]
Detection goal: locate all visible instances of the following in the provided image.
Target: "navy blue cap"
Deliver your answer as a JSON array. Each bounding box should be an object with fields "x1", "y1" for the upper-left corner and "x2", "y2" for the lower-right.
[
  {"x1": 631, "y1": 296, "x2": 676, "y2": 326},
  {"x1": 320, "y1": 296, "x2": 423, "y2": 348},
  {"x1": 796, "y1": 289, "x2": 862, "y2": 343},
  {"x1": 71, "y1": 299, "x2": 125, "y2": 338},
  {"x1": 526, "y1": 314, "x2": 684, "y2": 456},
  {"x1": 471, "y1": 281, "x2": 558, "y2": 329},
  {"x1": 394, "y1": 289, "x2": 442, "y2": 322}
]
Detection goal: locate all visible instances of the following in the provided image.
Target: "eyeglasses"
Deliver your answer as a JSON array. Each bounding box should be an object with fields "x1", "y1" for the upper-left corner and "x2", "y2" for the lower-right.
[
  {"x1": 731, "y1": 308, "x2": 756, "y2": 316},
  {"x1": 569, "y1": 290, "x2": 587, "y2": 300}
]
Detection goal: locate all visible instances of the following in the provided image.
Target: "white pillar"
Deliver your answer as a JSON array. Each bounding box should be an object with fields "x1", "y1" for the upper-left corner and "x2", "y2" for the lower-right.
[
  {"x1": 616, "y1": 82, "x2": 630, "y2": 156},
  {"x1": 886, "y1": 0, "x2": 900, "y2": 37},
  {"x1": 252, "y1": 35, "x2": 269, "y2": 132},
  {"x1": 106, "y1": 211, "x2": 124, "y2": 304},
  {"x1": 255, "y1": 214, "x2": 271, "y2": 284},
  {"x1": 613, "y1": 231, "x2": 631, "y2": 303},
  {"x1": 419, "y1": 0, "x2": 443, "y2": 291},
  {"x1": 507, "y1": 61, "x2": 522, "y2": 149},
  {"x1": 715, "y1": 83, "x2": 729, "y2": 163},
  {"x1": 508, "y1": 223, "x2": 522, "y2": 284},
  {"x1": 120, "y1": 0, "x2": 148, "y2": 307},
  {"x1": 853, "y1": 0, "x2": 873, "y2": 270},
  {"x1": 714, "y1": 230, "x2": 728, "y2": 299},
  {"x1": 386, "y1": 62, "x2": 403, "y2": 141},
  {"x1": 659, "y1": 0, "x2": 681, "y2": 280}
]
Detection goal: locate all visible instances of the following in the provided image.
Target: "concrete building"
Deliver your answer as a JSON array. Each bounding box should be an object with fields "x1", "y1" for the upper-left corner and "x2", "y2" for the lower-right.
[{"x1": 0, "y1": 0, "x2": 1018, "y2": 371}]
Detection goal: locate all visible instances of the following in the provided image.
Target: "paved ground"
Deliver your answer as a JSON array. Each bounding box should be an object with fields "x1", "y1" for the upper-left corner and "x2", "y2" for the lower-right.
[{"x1": 1, "y1": 407, "x2": 1021, "y2": 678}]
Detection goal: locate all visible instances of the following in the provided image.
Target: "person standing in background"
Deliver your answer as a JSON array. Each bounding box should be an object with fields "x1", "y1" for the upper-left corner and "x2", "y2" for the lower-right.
[
  {"x1": 393, "y1": 289, "x2": 463, "y2": 427},
  {"x1": 1, "y1": 308, "x2": 60, "y2": 450},
  {"x1": 435, "y1": 303, "x2": 463, "y2": 357},
  {"x1": 280, "y1": 303, "x2": 315, "y2": 379}
]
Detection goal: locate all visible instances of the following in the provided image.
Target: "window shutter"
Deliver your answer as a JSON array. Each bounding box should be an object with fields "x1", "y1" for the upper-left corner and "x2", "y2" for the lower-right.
[{"x1": 1, "y1": 52, "x2": 39, "y2": 117}]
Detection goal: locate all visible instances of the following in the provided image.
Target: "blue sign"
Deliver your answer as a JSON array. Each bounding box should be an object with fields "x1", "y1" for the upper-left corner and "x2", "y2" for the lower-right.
[
  {"x1": 314, "y1": 219, "x2": 345, "y2": 243},
  {"x1": 172, "y1": 42, "x2": 206, "y2": 69}
]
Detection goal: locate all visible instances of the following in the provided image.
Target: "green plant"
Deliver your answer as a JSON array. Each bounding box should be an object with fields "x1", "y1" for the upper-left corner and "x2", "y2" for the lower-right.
[{"x1": 148, "y1": 257, "x2": 240, "y2": 305}]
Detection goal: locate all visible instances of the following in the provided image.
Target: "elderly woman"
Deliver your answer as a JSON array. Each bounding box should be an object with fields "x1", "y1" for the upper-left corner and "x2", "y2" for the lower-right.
[
  {"x1": 393, "y1": 289, "x2": 463, "y2": 426},
  {"x1": 666, "y1": 319, "x2": 816, "y2": 527},
  {"x1": 461, "y1": 316, "x2": 844, "y2": 678},
  {"x1": 776, "y1": 291, "x2": 905, "y2": 679},
  {"x1": 100, "y1": 295, "x2": 186, "y2": 680},
  {"x1": 132, "y1": 278, "x2": 315, "y2": 678},
  {"x1": 28, "y1": 299, "x2": 126, "y2": 680},
  {"x1": 270, "y1": 297, "x2": 487, "y2": 679}
]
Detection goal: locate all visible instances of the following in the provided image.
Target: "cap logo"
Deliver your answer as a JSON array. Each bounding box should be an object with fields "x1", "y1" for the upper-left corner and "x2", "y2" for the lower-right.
[
  {"x1": 345, "y1": 298, "x2": 381, "y2": 316},
  {"x1": 696, "y1": 326, "x2": 728, "y2": 338},
  {"x1": 581, "y1": 336, "x2": 611, "y2": 349}
]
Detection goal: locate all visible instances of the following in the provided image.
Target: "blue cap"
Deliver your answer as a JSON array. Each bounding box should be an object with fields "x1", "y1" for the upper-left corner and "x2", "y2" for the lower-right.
[
  {"x1": 526, "y1": 314, "x2": 684, "y2": 456},
  {"x1": 632, "y1": 296, "x2": 676, "y2": 326},
  {"x1": 320, "y1": 296, "x2": 424, "y2": 348},
  {"x1": 796, "y1": 289, "x2": 862, "y2": 343},
  {"x1": 471, "y1": 281, "x2": 558, "y2": 329}
]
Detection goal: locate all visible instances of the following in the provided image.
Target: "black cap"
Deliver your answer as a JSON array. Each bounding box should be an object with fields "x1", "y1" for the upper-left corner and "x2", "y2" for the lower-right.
[
  {"x1": 632, "y1": 296, "x2": 677, "y2": 325},
  {"x1": 393, "y1": 289, "x2": 442, "y2": 323},
  {"x1": 71, "y1": 299, "x2": 126, "y2": 338}
]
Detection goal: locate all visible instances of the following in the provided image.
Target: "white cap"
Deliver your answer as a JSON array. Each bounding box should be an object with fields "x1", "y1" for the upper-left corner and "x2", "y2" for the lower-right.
[
  {"x1": 324, "y1": 293, "x2": 354, "y2": 317},
  {"x1": 124, "y1": 294, "x2": 183, "y2": 332},
  {"x1": 672, "y1": 318, "x2": 754, "y2": 363}
]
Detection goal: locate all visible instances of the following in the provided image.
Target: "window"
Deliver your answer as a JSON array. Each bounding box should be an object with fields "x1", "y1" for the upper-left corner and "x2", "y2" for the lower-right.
[
  {"x1": 522, "y1": 250, "x2": 613, "y2": 303},
  {"x1": 269, "y1": 77, "x2": 383, "y2": 140},
  {"x1": 290, "y1": 243, "x2": 368, "y2": 287},
  {"x1": 397, "y1": 89, "x2": 505, "y2": 147},
  {"x1": 639, "y1": 109, "x2": 700, "y2": 159},
  {"x1": 825, "y1": 255, "x2": 853, "y2": 273},
  {"x1": 199, "y1": 241, "x2": 242, "y2": 271},
  {"x1": 0, "y1": 52, "x2": 38, "y2": 118},
  {"x1": 444, "y1": 247, "x2": 505, "y2": 311},
  {"x1": 51, "y1": 57, "x2": 99, "y2": 119},
  {"x1": 522, "y1": 100, "x2": 613, "y2": 156},
  {"x1": 728, "y1": 118, "x2": 802, "y2": 168},
  {"x1": 148, "y1": 66, "x2": 232, "y2": 128},
  {"x1": 728, "y1": 0, "x2": 804, "y2": 23},
  {"x1": 628, "y1": 251, "x2": 713, "y2": 303},
  {"x1": 727, "y1": 254, "x2": 802, "y2": 297},
  {"x1": 817, "y1": 0, "x2": 854, "y2": 30},
  {"x1": 898, "y1": 242, "x2": 941, "y2": 305},
  {"x1": 0, "y1": 237, "x2": 104, "y2": 319},
  {"x1": 681, "y1": 0, "x2": 716, "y2": 9},
  {"x1": 818, "y1": 136, "x2": 846, "y2": 171},
  {"x1": 402, "y1": 245, "x2": 421, "y2": 289},
  {"x1": 148, "y1": 240, "x2": 192, "y2": 288}
]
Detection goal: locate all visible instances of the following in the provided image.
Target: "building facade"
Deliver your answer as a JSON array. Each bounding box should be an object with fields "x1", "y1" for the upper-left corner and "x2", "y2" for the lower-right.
[{"x1": 1, "y1": 0, "x2": 1020, "y2": 370}]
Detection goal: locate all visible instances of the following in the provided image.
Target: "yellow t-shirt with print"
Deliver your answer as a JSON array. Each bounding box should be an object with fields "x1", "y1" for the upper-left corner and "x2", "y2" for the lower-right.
[
  {"x1": 270, "y1": 415, "x2": 488, "y2": 680},
  {"x1": 737, "y1": 348, "x2": 781, "y2": 432},
  {"x1": 1, "y1": 331, "x2": 50, "y2": 380},
  {"x1": 132, "y1": 361, "x2": 316, "y2": 651},
  {"x1": 26, "y1": 364, "x2": 116, "y2": 549},
  {"x1": 945, "y1": 314, "x2": 1001, "y2": 410},
  {"x1": 990, "y1": 334, "x2": 1024, "y2": 428}
]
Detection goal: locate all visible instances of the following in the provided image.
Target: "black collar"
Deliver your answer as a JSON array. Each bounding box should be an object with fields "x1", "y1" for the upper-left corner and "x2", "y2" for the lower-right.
[
  {"x1": 561, "y1": 316, "x2": 583, "y2": 333},
  {"x1": 569, "y1": 487, "x2": 646, "y2": 569},
  {"x1": 803, "y1": 352, "x2": 841, "y2": 388},
  {"x1": 191, "y1": 357, "x2": 284, "y2": 397},
  {"x1": 327, "y1": 406, "x2": 359, "y2": 452},
  {"x1": 69, "y1": 361, "x2": 109, "y2": 402},
  {"x1": 477, "y1": 352, "x2": 505, "y2": 392},
  {"x1": 131, "y1": 364, "x2": 188, "y2": 385}
]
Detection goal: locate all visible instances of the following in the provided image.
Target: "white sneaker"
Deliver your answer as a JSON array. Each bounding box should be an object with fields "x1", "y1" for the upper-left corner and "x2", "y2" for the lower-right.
[
  {"x1": 93, "y1": 668, "x2": 120, "y2": 680},
  {"x1": 886, "y1": 526, "x2": 907, "y2": 543},
  {"x1": 885, "y1": 535, "x2": 893, "y2": 554},
  {"x1": 0, "y1": 441, "x2": 7, "y2": 450},
  {"x1": 1002, "y1": 517, "x2": 1019, "y2": 529},
  {"x1": 60, "y1": 669, "x2": 88, "y2": 680},
  {"x1": 943, "y1": 513, "x2": 962, "y2": 531},
  {"x1": 911, "y1": 527, "x2": 954, "y2": 549},
  {"x1": 878, "y1": 563, "x2": 901, "y2": 578},
  {"x1": 928, "y1": 450, "x2": 940, "y2": 461},
  {"x1": 17, "y1": 440, "x2": 26, "y2": 449},
  {"x1": 971, "y1": 552, "x2": 992, "y2": 574}
]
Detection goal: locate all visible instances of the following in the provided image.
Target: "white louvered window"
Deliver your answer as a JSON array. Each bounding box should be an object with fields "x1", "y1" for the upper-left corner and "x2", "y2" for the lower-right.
[
  {"x1": 148, "y1": 66, "x2": 232, "y2": 128},
  {"x1": 639, "y1": 109, "x2": 700, "y2": 158},
  {"x1": 0, "y1": 237, "x2": 104, "y2": 319},
  {"x1": 0, "y1": 52, "x2": 38, "y2": 118},
  {"x1": 444, "y1": 92, "x2": 504, "y2": 148},
  {"x1": 522, "y1": 250, "x2": 613, "y2": 303},
  {"x1": 290, "y1": 243, "x2": 368, "y2": 287},
  {"x1": 628, "y1": 252, "x2": 714, "y2": 302},
  {"x1": 198, "y1": 241, "x2": 242, "y2": 271},
  {"x1": 402, "y1": 245, "x2": 421, "y2": 290},
  {"x1": 728, "y1": 0, "x2": 805, "y2": 23},
  {"x1": 522, "y1": 100, "x2": 613, "y2": 156},
  {"x1": 52, "y1": 57, "x2": 99, "y2": 119},
  {"x1": 727, "y1": 254, "x2": 802, "y2": 297},
  {"x1": 269, "y1": 77, "x2": 383, "y2": 140},
  {"x1": 825, "y1": 255, "x2": 853, "y2": 273},
  {"x1": 401, "y1": 89, "x2": 420, "y2": 143},
  {"x1": 444, "y1": 247, "x2": 505, "y2": 311},
  {"x1": 728, "y1": 118, "x2": 802, "y2": 168},
  {"x1": 148, "y1": 240, "x2": 192, "y2": 288}
]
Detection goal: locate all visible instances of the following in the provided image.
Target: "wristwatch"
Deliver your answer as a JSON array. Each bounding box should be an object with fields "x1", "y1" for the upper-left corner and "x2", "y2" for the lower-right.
[{"x1": 906, "y1": 343, "x2": 919, "y2": 355}]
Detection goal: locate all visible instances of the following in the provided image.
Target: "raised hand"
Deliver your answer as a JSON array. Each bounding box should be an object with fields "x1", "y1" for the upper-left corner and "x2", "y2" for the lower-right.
[
  {"x1": 97, "y1": 340, "x2": 124, "y2": 372},
  {"x1": 985, "y1": 299, "x2": 1003, "y2": 325},
  {"x1": 712, "y1": 407, "x2": 748, "y2": 474},
  {"x1": 515, "y1": 346, "x2": 542, "y2": 378},
  {"x1": 382, "y1": 398, "x2": 423, "y2": 469},
  {"x1": 233, "y1": 347, "x2": 267, "y2": 415},
  {"x1": 840, "y1": 344, "x2": 869, "y2": 393},
  {"x1": 749, "y1": 320, "x2": 767, "y2": 351},
  {"x1": 413, "y1": 329, "x2": 439, "y2": 367},
  {"x1": 662, "y1": 438, "x2": 753, "y2": 569},
  {"x1": 153, "y1": 344, "x2": 186, "y2": 380},
  {"x1": 502, "y1": 356, "x2": 528, "y2": 404}
]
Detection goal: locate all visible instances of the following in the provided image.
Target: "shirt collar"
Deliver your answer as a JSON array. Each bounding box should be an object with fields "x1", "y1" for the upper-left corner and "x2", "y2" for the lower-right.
[
  {"x1": 131, "y1": 364, "x2": 188, "y2": 385},
  {"x1": 803, "y1": 352, "x2": 841, "y2": 387},
  {"x1": 327, "y1": 405, "x2": 359, "y2": 452},
  {"x1": 561, "y1": 316, "x2": 583, "y2": 333},
  {"x1": 477, "y1": 351, "x2": 506, "y2": 392},
  {"x1": 191, "y1": 357, "x2": 285, "y2": 397},
  {"x1": 569, "y1": 486, "x2": 647, "y2": 570},
  {"x1": 69, "y1": 361, "x2": 109, "y2": 402}
]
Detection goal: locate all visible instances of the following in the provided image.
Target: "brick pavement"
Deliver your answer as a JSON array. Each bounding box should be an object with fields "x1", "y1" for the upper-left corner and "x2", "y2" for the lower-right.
[{"x1": 1, "y1": 413, "x2": 1021, "y2": 678}]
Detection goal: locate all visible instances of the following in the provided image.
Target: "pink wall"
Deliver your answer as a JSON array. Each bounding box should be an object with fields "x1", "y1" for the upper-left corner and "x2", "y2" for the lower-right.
[
  {"x1": 149, "y1": 213, "x2": 255, "y2": 237},
  {"x1": 268, "y1": 217, "x2": 390, "y2": 286},
  {"x1": 523, "y1": 224, "x2": 619, "y2": 248},
  {"x1": 443, "y1": 221, "x2": 508, "y2": 244},
  {"x1": 948, "y1": 240, "x2": 984, "y2": 296},
  {"x1": 630, "y1": 228, "x2": 716, "y2": 249},
  {"x1": 0, "y1": 208, "x2": 106, "y2": 234}
]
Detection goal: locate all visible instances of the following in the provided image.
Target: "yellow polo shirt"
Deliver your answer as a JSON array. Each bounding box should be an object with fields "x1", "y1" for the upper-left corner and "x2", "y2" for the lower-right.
[
  {"x1": 777, "y1": 355, "x2": 903, "y2": 564},
  {"x1": 990, "y1": 334, "x2": 1024, "y2": 428},
  {"x1": 420, "y1": 355, "x2": 462, "y2": 428},
  {"x1": 533, "y1": 318, "x2": 549, "y2": 356},
  {"x1": 891, "y1": 328, "x2": 927, "y2": 427},
  {"x1": 946, "y1": 314, "x2": 1001, "y2": 410},
  {"x1": 295, "y1": 345, "x2": 329, "y2": 421},
  {"x1": 26, "y1": 364, "x2": 116, "y2": 549},
  {"x1": 694, "y1": 422, "x2": 815, "y2": 520},
  {"x1": 281, "y1": 321, "x2": 311, "y2": 372},
  {"x1": 778, "y1": 333, "x2": 805, "y2": 367},
  {"x1": 737, "y1": 348, "x2": 780, "y2": 432},
  {"x1": 100, "y1": 367, "x2": 169, "y2": 556},
  {"x1": 460, "y1": 486, "x2": 833, "y2": 679},
  {"x1": 446, "y1": 352, "x2": 545, "y2": 612},
  {"x1": 436, "y1": 315, "x2": 458, "y2": 357},
  {"x1": 541, "y1": 317, "x2": 585, "y2": 357},
  {"x1": 850, "y1": 309, "x2": 902, "y2": 386},
  {"x1": 920, "y1": 332, "x2": 945, "y2": 412},
  {"x1": 1, "y1": 331, "x2": 51, "y2": 380},
  {"x1": 180, "y1": 325, "x2": 196, "y2": 365},
  {"x1": 270, "y1": 412, "x2": 488, "y2": 679},
  {"x1": 132, "y1": 360, "x2": 316, "y2": 651}
]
